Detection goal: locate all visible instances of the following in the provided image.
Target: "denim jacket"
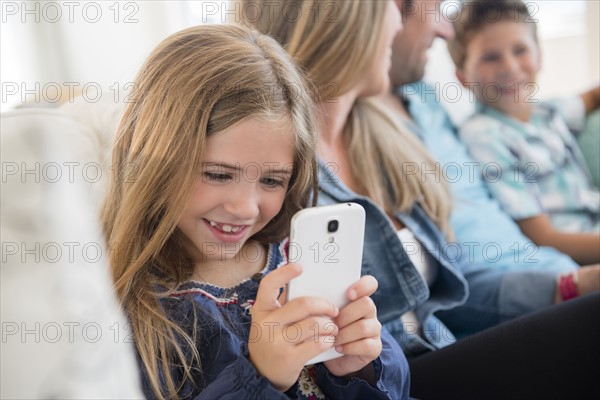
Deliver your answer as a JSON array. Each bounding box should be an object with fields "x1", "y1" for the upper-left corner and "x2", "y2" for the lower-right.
[{"x1": 317, "y1": 160, "x2": 468, "y2": 356}]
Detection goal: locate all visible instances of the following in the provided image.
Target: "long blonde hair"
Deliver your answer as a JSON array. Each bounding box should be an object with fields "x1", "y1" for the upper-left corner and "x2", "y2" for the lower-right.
[
  {"x1": 242, "y1": 0, "x2": 452, "y2": 235},
  {"x1": 102, "y1": 24, "x2": 317, "y2": 399}
]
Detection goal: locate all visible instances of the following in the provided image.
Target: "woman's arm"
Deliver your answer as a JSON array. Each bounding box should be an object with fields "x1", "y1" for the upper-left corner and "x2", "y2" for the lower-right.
[{"x1": 517, "y1": 215, "x2": 600, "y2": 265}]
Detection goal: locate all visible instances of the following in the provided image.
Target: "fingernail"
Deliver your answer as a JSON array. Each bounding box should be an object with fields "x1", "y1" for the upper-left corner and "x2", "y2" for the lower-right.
[
  {"x1": 348, "y1": 289, "x2": 357, "y2": 300},
  {"x1": 335, "y1": 346, "x2": 343, "y2": 352}
]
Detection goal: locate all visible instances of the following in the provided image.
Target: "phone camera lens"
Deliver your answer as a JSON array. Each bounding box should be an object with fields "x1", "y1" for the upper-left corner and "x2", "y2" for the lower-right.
[{"x1": 327, "y1": 220, "x2": 339, "y2": 233}]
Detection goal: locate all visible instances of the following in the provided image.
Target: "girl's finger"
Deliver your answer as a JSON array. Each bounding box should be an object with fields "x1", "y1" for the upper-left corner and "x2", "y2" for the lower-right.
[
  {"x1": 346, "y1": 275, "x2": 378, "y2": 301},
  {"x1": 335, "y1": 337, "x2": 382, "y2": 359},
  {"x1": 271, "y1": 296, "x2": 339, "y2": 326},
  {"x1": 295, "y1": 334, "x2": 337, "y2": 363},
  {"x1": 334, "y1": 318, "x2": 382, "y2": 347},
  {"x1": 335, "y1": 296, "x2": 377, "y2": 329},
  {"x1": 254, "y1": 263, "x2": 303, "y2": 311},
  {"x1": 283, "y1": 316, "x2": 339, "y2": 345}
]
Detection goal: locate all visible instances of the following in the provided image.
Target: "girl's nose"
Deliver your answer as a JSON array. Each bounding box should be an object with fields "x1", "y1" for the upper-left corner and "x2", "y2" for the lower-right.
[{"x1": 223, "y1": 185, "x2": 260, "y2": 221}]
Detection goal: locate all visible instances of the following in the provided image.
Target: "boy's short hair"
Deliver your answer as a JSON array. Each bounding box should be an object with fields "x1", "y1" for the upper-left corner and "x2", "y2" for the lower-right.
[{"x1": 447, "y1": 0, "x2": 538, "y2": 69}]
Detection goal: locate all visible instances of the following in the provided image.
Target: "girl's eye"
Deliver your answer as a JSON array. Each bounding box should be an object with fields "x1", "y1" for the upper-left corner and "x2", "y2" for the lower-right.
[
  {"x1": 203, "y1": 172, "x2": 232, "y2": 183},
  {"x1": 261, "y1": 176, "x2": 286, "y2": 188}
]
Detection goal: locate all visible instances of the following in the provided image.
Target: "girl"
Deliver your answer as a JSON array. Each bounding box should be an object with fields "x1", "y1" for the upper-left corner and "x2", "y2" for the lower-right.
[{"x1": 102, "y1": 24, "x2": 408, "y2": 399}]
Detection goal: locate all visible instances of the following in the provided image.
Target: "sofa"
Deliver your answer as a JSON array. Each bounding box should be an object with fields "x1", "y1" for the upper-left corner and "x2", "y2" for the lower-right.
[{"x1": 1, "y1": 90, "x2": 597, "y2": 398}]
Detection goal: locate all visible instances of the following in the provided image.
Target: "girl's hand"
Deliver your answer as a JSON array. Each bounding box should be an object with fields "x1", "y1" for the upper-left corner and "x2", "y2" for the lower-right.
[
  {"x1": 323, "y1": 275, "x2": 382, "y2": 382},
  {"x1": 248, "y1": 263, "x2": 339, "y2": 391}
]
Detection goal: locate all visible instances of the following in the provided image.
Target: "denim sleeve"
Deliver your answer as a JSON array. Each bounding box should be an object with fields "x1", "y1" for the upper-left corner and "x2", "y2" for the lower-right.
[
  {"x1": 191, "y1": 355, "x2": 288, "y2": 400},
  {"x1": 497, "y1": 269, "x2": 558, "y2": 316},
  {"x1": 313, "y1": 328, "x2": 411, "y2": 400},
  {"x1": 438, "y1": 267, "x2": 559, "y2": 336}
]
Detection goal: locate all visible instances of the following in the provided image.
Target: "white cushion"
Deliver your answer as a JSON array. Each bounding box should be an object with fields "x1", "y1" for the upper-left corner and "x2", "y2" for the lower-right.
[{"x1": 1, "y1": 105, "x2": 141, "y2": 399}]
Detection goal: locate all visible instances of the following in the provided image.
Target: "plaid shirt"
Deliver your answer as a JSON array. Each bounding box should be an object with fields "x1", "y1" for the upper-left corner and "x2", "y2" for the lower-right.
[{"x1": 459, "y1": 97, "x2": 599, "y2": 233}]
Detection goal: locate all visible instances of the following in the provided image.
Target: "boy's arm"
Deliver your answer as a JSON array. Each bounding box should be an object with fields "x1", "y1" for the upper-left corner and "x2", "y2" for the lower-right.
[
  {"x1": 517, "y1": 215, "x2": 600, "y2": 265},
  {"x1": 580, "y1": 84, "x2": 600, "y2": 114}
]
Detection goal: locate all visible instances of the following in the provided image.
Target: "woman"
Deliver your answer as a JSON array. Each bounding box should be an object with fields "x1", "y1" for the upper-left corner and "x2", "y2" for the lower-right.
[{"x1": 243, "y1": 0, "x2": 465, "y2": 357}]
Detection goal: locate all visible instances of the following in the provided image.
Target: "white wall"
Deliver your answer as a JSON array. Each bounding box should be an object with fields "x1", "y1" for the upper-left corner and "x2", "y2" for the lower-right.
[
  {"x1": 587, "y1": 0, "x2": 600, "y2": 87},
  {"x1": 1, "y1": 0, "x2": 222, "y2": 111},
  {"x1": 2, "y1": 0, "x2": 598, "y2": 114}
]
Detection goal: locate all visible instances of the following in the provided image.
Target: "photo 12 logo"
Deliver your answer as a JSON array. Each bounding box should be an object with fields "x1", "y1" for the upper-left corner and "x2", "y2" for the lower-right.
[
  {"x1": 2, "y1": 1, "x2": 140, "y2": 24},
  {"x1": 1, "y1": 81, "x2": 137, "y2": 105},
  {"x1": 193, "y1": 1, "x2": 340, "y2": 24}
]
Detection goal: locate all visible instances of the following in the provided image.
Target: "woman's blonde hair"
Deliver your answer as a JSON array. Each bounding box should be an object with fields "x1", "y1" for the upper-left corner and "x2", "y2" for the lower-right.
[
  {"x1": 102, "y1": 24, "x2": 317, "y2": 399},
  {"x1": 241, "y1": 0, "x2": 452, "y2": 235},
  {"x1": 242, "y1": 0, "x2": 388, "y2": 99}
]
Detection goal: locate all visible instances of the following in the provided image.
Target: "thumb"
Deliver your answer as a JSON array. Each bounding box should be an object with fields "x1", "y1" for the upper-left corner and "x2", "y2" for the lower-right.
[{"x1": 254, "y1": 263, "x2": 303, "y2": 311}]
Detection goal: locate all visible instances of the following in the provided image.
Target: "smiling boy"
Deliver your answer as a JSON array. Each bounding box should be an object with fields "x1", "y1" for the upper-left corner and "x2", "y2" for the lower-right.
[{"x1": 448, "y1": 0, "x2": 600, "y2": 265}]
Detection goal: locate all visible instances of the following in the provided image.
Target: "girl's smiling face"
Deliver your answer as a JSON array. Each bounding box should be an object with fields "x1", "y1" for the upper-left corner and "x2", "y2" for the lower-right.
[{"x1": 178, "y1": 116, "x2": 295, "y2": 264}]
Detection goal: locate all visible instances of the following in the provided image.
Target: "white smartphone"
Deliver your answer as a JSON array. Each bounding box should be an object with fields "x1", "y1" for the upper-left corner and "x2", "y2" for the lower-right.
[{"x1": 287, "y1": 202, "x2": 366, "y2": 365}]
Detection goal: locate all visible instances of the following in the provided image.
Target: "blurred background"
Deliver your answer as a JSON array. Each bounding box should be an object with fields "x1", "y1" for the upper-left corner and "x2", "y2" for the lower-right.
[{"x1": 2, "y1": 0, "x2": 599, "y2": 123}]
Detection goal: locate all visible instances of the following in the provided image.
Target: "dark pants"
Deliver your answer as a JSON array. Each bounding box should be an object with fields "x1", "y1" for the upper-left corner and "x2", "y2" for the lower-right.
[{"x1": 408, "y1": 292, "x2": 600, "y2": 400}]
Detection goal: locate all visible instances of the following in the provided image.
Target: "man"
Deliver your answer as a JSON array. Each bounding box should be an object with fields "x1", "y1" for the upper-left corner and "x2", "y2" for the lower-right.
[{"x1": 380, "y1": 0, "x2": 580, "y2": 335}]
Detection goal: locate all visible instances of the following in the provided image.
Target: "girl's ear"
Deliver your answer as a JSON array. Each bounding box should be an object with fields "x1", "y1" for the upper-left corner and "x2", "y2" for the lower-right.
[{"x1": 455, "y1": 68, "x2": 467, "y2": 87}]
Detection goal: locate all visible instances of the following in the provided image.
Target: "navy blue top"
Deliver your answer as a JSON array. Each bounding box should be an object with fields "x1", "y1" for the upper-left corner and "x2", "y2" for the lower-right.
[{"x1": 139, "y1": 241, "x2": 410, "y2": 399}]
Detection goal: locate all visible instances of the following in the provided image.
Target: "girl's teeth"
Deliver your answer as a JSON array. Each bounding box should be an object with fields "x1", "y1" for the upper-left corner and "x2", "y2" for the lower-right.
[
  {"x1": 221, "y1": 224, "x2": 242, "y2": 233},
  {"x1": 208, "y1": 220, "x2": 242, "y2": 233}
]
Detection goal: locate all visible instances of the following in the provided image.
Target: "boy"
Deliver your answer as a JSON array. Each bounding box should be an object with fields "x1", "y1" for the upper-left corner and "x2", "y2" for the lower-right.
[{"x1": 448, "y1": 0, "x2": 600, "y2": 265}]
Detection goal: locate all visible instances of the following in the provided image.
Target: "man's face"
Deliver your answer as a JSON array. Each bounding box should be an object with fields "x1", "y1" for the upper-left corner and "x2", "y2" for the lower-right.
[{"x1": 390, "y1": 0, "x2": 455, "y2": 86}]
